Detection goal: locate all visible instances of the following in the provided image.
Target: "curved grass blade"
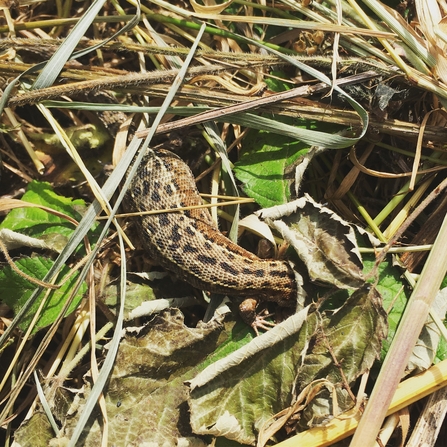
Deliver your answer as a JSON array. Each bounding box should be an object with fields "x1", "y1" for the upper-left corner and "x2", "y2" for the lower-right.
[
  {"x1": 177, "y1": 23, "x2": 368, "y2": 148},
  {"x1": 32, "y1": 0, "x2": 108, "y2": 89},
  {"x1": 65, "y1": 23, "x2": 207, "y2": 447},
  {"x1": 0, "y1": 2, "x2": 140, "y2": 114}
]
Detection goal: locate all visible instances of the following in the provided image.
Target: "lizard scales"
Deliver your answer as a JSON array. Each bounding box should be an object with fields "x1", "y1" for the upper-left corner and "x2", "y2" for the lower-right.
[{"x1": 126, "y1": 148, "x2": 296, "y2": 306}]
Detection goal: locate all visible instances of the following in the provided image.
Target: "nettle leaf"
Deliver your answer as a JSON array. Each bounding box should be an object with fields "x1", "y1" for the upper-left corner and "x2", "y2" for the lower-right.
[
  {"x1": 364, "y1": 256, "x2": 409, "y2": 357},
  {"x1": 258, "y1": 194, "x2": 365, "y2": 289},
  {"x1": 188, "y1": 285, "x2": 386, "y2": 443},
  {"x1": 408, "y1": 287, "x2": 447, "y2": 373},
  {"x1": 366, "y1": 256, "x2": 447, "y2": 370},
  {"x1": 103, "y1": 274, "x2": 199, "y2": 321},
  {"x1": 55, "y1": 310, "x2": 224, "y2": 447},
  {"x1": 189, "y1": 311, "x2": 313, "y2": 445},
  {"x1": 233, "y1": 123, "x2": 313, "y2": 208},
  {"x1": 0, "y1": 256, "x2": 86, "y2": 333},
  {"x1": 0, "y1": 181, "x2": 87, "y2": 250},
  {"x1": 103, "y1": 281, "x2": 157, "y2": 319},
  {"x1": 233, "y1": 119, "x2": 342, "y2": 208},
  {"x1": 12, "y1": 411, "x2": 53, "y2": 447},
  {"x1": 301, "y1": 287, "x2": 387, "y2": 384}
]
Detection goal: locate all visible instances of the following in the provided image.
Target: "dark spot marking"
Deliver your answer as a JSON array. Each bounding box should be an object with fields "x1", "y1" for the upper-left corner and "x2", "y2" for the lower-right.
[
  {"x1": 243, "y1": 258, "x2": 253, "y2": 264},
  {"x1": 204, "y1": 233, "x2": 216, "y2": 243},
  {"x1": 171, "y1": 224, "x2": 181, "y2": 242},
  {"x1": 255, "y1": 269, "x2": 265, "y2": 277},
  {"x1": 197, "y1": 254, "x2": 217, "y2": 266},
  {"x1": 142, "y1": 180, "x2": 150, "y2": 195},
  {"x1": 220, "y1": 262, "x2": 239, "y2": 276},
  {"x1": 270, "y1": 270, "x2": 288, "y2": 278},
  {"x1": 189, "y1": 265, "x2": 202, "y2": 276},
  {"x1": 204, "y1": 242, "x2": 212, "y2": 250},
  {"x1": 158, "y1": 214, "x2": 170, "y2": 227},
  {"x1": 171, "y1": 252, "x2": 185, "y2": 265},
  {"x1": 151, "y1": 191, "x2": 161, "y2": 202},
  {"x1": 155, "y1": 238, "x2": 165, "y2": 250},
  {"x1": 183, "y1": 243, "x2": 198, "y2": 254},
  {"x1": 146, "y1": 223, "x2": 157, "y2": 234},
  {"x1": 165, "y1": 184, "x2": 174, "y2": 196},
  {"x1": 185, "y1": 226, "x2": 195, "y2": 236},
  {"x1": 221, "y1": 279, "x2": 238, "y2": 287}
]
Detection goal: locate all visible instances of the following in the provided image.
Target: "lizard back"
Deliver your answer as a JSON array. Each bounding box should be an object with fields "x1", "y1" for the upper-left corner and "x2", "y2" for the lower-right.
[{"x1": 126, "y1": 148, "x2": 296, "y2": 305}]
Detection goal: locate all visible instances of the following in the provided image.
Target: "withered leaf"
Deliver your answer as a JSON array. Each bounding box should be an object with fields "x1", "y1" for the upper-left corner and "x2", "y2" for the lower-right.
[
  {"x1": 257, "y1": 194, "x2": 365, "y2": 289},
  {"x1": 188, "y1": 285, "x2": 387, "y2": 443},
  {"x1": 292, "y1": 285, "x2": 387, "y2": 430},
  {"x1": 51, "y1": 309, "x2": 223, "y2": 446}
]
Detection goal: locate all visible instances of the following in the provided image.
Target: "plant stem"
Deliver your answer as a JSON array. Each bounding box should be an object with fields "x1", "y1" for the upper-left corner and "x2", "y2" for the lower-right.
[{"x1": 350, "y1": 209, "x2": 447, "y2": 446}]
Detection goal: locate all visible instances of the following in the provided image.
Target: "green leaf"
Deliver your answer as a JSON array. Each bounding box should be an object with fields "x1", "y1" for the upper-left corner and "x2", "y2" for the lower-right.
[
  {"x1": 364, "y1": 256, "x2": 409, "y2": 357},
  {"x1": 190, "y1": 322, "x2": 309, "y2": 444},
  {"x1": 233, "y1": 119, "x2": 339, "y2": 208},
  {"x1": 0, "y1": 181, "x2": 85, "y2": 236},
  {"x1": 0, "y1": 181, "x2": 95, "y2": 253},
  {"x1": 52, "y1": 310, "x2": 224, "y2": 446},
  {"x1": 436, "y1": 335, "x2": 447, "y2": 363},
  {"x1": 365, "y1": 256, "x2": 447, "y2": 366},
  {"x1": 0, "y1": 256, "x2": 86, "y2": 333},
  {"x1": 103, "y1": 281, "x2": 156, "y2": 317},
  {"x1": 264, "y1": 70, "x2": 294, "y2": 91},
  {"x1": 12, "y1": 411, "x2": 54, "y2": 447},
  {"x1": 258, "y1": 195, "x2": 365, "y2": 288},
  {"x1": 189, "y1": 285, "x2": 386, "y2": 442}
]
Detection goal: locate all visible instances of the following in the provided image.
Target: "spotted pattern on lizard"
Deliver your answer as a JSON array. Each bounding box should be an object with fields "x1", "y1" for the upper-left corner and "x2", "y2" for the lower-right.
[{"x1": 126, "y1": 148, "x2": 297, "y2": 308}]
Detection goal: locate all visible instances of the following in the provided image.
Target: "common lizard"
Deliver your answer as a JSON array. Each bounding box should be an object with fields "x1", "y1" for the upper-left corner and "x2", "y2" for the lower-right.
[{"x1": 126, "y1": 148, "x2": 297, "y2": 327}]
